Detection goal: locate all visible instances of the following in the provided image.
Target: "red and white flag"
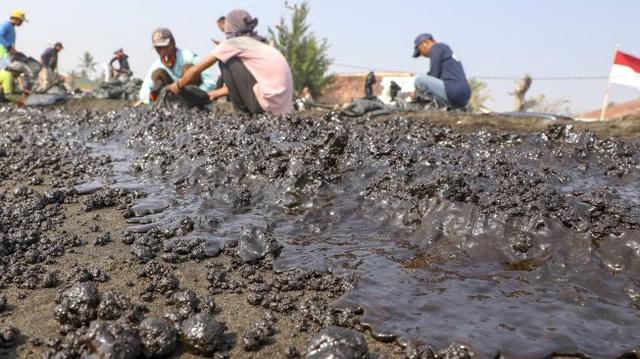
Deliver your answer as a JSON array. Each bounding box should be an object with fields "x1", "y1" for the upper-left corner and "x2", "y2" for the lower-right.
[{"x1": 610, "y1": 50, "x2": 640, "y2": 90}]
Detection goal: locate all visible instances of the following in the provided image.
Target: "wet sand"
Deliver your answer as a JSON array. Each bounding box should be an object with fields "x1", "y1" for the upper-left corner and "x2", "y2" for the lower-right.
[{"x1": 1, "y1": 103, "x2": 639, "y2": 358}]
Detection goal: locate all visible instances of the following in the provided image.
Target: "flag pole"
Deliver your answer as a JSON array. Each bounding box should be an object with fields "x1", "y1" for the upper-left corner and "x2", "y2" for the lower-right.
[{"x1": 600, "y1": 45, "x2": 619, "y2": 121}]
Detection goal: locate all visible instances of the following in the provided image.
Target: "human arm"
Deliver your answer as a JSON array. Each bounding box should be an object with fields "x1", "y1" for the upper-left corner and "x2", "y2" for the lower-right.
[
  {"x1": 0, "y1": 23, "x2": 11, "y2": 49},
  {"x1": 168, "y1": 53, "x2": 219, "y2": 94},
  {"x1": 138, "y1": 64, "x2": 157, "y2": 104},
  {"x1": 109, "y1": 57, "x2": 120, "y2": 71},
  {"x1": 427, "y1": 45, "x2": 444, "y2": 78},
  {"x1": 208, "y1": 85, "x2": 229, "y2": 101}
]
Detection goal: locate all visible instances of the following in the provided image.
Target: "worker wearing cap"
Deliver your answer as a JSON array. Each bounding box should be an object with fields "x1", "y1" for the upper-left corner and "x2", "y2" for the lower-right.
[
  {"x1": 412, "y1": 33, "x2": 471, "y2": 109},
  {"x1": 0, "y1": 10, "x2": 27, "y2": 68},
  {"x1": 110, "y1": 48, "x2": 132, "y2": 81},
  {"x1": 41, "y1": 42, "x2": 63, "y2": 71},
  {"x1": 168, "y1": 9, "x2": 294, "y2": 115},
  {"x1": 0, "y1": 62, "x2": 28, "y2": 103},
  {"x1": 139, "y1": 28, "x2": 216, "y2": 106}
]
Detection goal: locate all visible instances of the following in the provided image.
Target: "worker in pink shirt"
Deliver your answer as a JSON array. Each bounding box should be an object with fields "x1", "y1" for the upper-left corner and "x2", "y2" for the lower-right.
[{"x1": 169, "y1": 9, "x2": 294, "y2": 115}]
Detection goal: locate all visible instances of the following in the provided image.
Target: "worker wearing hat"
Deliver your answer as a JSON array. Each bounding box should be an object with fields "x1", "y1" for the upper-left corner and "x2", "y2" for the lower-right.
[
  {"x1": 139, "y1": 27, "x2": 216, "y2": 107},
  {"x1": 412, "y1": 33, "x2": 471, "y2": 109},
  {"x1": 0, "y1": 10, "x2": 27, "y2": 68},
  {"x1": 0, "y1": 62, "x2": 28, "y2": 103},
  {"x1": 109, "y1": 48, "x2": 132, "y2": 81}
]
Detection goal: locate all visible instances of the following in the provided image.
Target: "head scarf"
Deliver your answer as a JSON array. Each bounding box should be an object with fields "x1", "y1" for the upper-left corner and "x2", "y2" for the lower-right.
[{"x1": 224, "y1": 9, "x2": 266, "y2": 42}]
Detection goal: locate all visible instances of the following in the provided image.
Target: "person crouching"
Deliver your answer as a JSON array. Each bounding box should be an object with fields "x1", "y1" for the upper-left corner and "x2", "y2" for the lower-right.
[
  {"x1": 139, "y1": 28, "x2": 216, "y2": 108},
  {"x1": 168, "y1": 9, "x2": 294, "y2": 115}
]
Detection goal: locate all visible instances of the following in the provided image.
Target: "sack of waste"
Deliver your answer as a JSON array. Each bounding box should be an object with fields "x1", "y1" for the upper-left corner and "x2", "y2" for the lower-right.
[
  {"x1": 25, "y1": 93, "x2": 68, "y2": 107},
  {"x1": 92, "y1": 79, "x2": 142, "y2": 100}
]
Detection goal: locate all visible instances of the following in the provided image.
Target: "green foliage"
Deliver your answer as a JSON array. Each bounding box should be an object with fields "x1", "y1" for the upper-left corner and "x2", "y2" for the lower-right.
[
  {"x1": 268, "y1": 1, "x2": 332, "y2": 95},
  {"x1": 468, "y1": 78, "x2": 491, "y2": 112}
]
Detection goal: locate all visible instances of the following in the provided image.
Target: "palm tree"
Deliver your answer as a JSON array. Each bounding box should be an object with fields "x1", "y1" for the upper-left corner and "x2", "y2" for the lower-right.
[{"x1": 77, "y1": 52, "x2": 97, "y2": 79}]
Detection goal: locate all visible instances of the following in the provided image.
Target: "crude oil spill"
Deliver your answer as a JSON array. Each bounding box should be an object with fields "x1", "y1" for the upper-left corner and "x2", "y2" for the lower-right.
[{"x1": 4, "y1": 107, "x2": 640, "y2": 358}]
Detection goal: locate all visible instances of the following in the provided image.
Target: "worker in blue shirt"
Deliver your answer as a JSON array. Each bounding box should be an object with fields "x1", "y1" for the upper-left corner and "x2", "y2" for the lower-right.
[
  {"x1": 139, "y1": 28, "x2": 216, "y2": 107},
  {"x1": 412, "y1": 33, "x2": 471, "y2": 109},
  {"x1": 0, "y1": 10, "x2": 27, "y2": 69}
]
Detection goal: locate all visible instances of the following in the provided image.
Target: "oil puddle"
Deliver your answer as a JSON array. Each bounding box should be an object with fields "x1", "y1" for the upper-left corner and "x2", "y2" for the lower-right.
[{"x1": 79, "y1": 110, "x2": 640, "y2": 358}]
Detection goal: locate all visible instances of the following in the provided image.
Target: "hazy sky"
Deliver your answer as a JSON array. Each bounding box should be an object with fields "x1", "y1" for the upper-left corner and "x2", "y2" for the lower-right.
[{"x1": 3, "y1": 0, "x2": 640, "y2": 113}]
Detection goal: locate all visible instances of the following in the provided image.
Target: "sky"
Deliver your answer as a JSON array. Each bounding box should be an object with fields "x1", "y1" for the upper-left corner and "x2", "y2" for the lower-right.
[{"x1": 3, "y1": 0, "x2": 640, "y2": 113}]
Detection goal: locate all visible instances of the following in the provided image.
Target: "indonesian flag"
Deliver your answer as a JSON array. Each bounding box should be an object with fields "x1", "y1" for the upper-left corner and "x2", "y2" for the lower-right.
[{"x1": 610, "y1": 50, "x2": 640, "y2": 90}]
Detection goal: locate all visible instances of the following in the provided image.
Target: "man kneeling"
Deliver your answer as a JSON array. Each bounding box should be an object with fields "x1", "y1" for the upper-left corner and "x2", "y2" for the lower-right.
[
  {"x1": 168, "y1": 9, "x2": 294, "y2": 116},
  {"x1": 139, "y1": 28, "x2": 216, "y2": 108}
]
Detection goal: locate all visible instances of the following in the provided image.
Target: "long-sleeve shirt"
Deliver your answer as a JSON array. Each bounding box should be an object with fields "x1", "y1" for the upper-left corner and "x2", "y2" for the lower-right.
[
  {"x1": 41, "y1": 48, "x2": 58, "y2": 70},
  {"x1": 139, "y1": 48, "x2": 216, "y2": 104},
  {"x1": 0, "y1": 70, "x2": 14, "y2": 94},
  {"x1": 0, "y1": 21, "x2": 16, "y2": 50},
  {"x1": 427, "y1": 43, "x2": 471, "y2": 108}
]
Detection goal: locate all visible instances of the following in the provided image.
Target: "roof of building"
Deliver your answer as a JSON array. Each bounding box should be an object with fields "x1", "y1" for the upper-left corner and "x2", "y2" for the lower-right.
[{"x1": 580, "y1": 98, "x2": 640, "y2": 120}]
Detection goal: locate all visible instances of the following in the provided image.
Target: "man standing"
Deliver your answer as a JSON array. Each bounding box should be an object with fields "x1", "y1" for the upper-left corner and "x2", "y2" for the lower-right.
[
  {"x1": 41, "y1": 42, "x2": 63, "y2": 71},
  {"x1": 412, "y1": 33, "x2": 471, "y2": 109},
  {"x1": 139, "y1": 28, "x2": 216, "y2": 107},
  {"x1": 0, "y1": 10, "x2": 27, "y2": 69},
  {"x1": 168, "y1": 9, "x2": 293, "y2": 115},
  {"x1": 109, "y1": 48, "x2": 132, "y2": 81},
  {"x1": 37, "y1": 42, "x2": 64, "y2": 93}
]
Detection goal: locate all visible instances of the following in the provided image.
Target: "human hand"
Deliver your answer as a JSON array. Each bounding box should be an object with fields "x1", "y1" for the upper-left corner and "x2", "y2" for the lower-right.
[
  {"x1": 208, "y1": 92, "x2": 218, "y2": 102},
  {"x1": 167, "y1": 82, "x2": 180, "y2": 94}
]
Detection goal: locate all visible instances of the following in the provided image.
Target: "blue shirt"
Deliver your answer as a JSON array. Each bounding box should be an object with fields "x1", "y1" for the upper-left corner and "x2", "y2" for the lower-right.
[
  {"x1": 139, "y1": 48, "x2": 216, "y2": 104},
  {"x1": 428, "y1": 43, "x2": 471, "y2": 108},
  {"x1": 0, "y1": 21, "x2": 16, "y2": 50}
]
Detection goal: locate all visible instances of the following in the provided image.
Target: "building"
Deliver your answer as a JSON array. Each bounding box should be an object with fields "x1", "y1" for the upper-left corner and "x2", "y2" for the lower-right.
[
  {"x1": 580, "y1": 98, "x2": 640, "y2": 121},
  {"x1": 317, "y1": 72, "x2": 415, "y2": 105}
]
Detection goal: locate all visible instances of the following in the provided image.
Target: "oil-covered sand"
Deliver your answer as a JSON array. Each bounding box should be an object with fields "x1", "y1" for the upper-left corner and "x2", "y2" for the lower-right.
[{"x1": 1, "y1": 103, "x2": 639, "y2": 358}]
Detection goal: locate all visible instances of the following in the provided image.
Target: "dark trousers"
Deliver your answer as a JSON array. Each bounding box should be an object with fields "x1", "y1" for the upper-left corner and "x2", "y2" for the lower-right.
[
  {"x1": 220, "y1": 57, "x2": 263, "y2": 114},
  {"x1": 151, "y1": 68, "x2": 209, "y2": 108}
]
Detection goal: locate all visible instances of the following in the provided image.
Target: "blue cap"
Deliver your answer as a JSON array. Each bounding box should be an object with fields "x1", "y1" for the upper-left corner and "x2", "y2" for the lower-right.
[{"x1": 413, "y1": 33, "x2": 433, "y2": 58}]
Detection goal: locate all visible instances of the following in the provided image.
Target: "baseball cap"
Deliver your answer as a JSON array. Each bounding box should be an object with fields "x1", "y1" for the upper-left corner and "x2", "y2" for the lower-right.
[
  {"x1": 413, "y1": 33, "x2": 433, "y2": 58},
  {"x1": 10, "y1": 9, "x2": 27, "y2": 22},
  {"x1": 54, "y1": 42, "x2": 64, "y2": 49},
  {"x1": 152, "y1": 28, "x2": 173, "y2": 47}
]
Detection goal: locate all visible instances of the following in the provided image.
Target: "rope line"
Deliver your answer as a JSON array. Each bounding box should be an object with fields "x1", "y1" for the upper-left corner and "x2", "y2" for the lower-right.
[{"x1": 332, "y1": 63, "x2": 618, "y2": 81}]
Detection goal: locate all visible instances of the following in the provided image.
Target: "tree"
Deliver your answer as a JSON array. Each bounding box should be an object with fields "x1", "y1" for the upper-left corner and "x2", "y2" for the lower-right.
[
  {"x1": 468, "y1": 78, "x2": 491, "y2": 113},
  {"x1": 528, "y1": 95, "x2": 572, "y2": 116},
  {"x1": 268, "y1": 1, "x2": 332, "y2": 95},
  {"x1": 77, "y1": 52, "x2": 97, "y2": 79},
  {"x1": 511, "y1": 74, "x2": 532, "y2": 112}
]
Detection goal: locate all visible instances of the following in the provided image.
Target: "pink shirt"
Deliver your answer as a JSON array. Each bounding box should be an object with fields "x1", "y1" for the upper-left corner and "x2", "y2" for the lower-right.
[{"x1": 211, "y1": 37, "x2": 294, "y2": 115}]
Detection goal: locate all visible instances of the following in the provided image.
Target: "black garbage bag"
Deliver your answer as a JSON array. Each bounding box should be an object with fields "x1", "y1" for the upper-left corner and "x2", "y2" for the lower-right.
[
  {"x1": 152, "y1": 86, "x2": 210, "y2": 110},
  {"x1": 340, "y1": 98, "x2": 388, "y2": 117}
]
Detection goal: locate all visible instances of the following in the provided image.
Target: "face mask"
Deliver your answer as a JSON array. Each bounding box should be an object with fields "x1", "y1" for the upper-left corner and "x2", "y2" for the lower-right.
[{"x1": 162, "y1": 52, "x2": 176, "y2": 68}]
